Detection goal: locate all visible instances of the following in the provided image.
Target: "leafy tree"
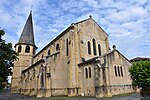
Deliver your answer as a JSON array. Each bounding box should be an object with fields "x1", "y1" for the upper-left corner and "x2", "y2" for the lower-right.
[
  {"x1": 129, "y1": 61, "x2": 150, "y2": 88},
  {"x1": 0, "y1": 29, "x2": 17, "y2": 90}
]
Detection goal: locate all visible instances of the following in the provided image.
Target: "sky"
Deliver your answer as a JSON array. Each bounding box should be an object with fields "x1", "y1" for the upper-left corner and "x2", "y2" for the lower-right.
[{"x1": 0, "y1": 0, "x2": 150, "y2": 60}]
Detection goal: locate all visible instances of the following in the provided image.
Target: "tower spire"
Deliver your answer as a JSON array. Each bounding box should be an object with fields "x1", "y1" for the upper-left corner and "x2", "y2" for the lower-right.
[
  {"x1": 30, "y1": 5, "x2": 33, "y2": 13},
  {"x1": 11, "y1": 11, "x2": 37, "y2": 93},
  {"x1": 16, "y1": 11, "x2": 37, "y2": 48}
]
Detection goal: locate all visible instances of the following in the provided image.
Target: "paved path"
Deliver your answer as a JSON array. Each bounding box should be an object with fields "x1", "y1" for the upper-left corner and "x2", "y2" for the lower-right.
[{"x1": 0, "y1": 90, "x2": 140, "y2": 100}]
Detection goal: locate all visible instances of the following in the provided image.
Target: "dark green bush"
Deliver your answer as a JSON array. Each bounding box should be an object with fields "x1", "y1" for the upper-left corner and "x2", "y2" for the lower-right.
[{"x1": 129, "y1": 61, "x2": 150, "y2": 88}]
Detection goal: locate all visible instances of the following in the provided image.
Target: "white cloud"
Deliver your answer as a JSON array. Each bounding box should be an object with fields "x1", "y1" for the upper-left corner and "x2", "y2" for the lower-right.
[
  {"x1": 83, "y1": 0, "x2": 101, "y2": 8},
  {"x1": 0, "y1": 0, "x2": 150, "y2": 59}
]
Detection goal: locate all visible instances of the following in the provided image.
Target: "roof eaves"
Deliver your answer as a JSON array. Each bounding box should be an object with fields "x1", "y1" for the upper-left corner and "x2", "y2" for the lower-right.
[{"x1": 22, "y1": 59, "x2": 44, "y2": 73}]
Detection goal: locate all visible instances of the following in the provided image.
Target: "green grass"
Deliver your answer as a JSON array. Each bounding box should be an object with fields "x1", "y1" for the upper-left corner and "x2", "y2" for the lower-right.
[
  {"x1": 36, "y1": 96, "x2": 94, "y2": 100},
  {"x1": 112, "y1": 92, "x2": 136, "y2": 98},
  {"x1": 0, "y1": 89, "x2": 4, "y2": 92},
  {"x1": 35, "y1": 93, "x2": 137, "y2": 100},
  {"x1": 36, "y1": 93, "x2": 137, "y2": 100}
]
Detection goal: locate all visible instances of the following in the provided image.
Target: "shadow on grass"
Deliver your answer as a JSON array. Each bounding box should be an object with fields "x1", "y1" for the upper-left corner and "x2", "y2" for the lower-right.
[{"x1": 36, "y1": 96, "x2": 95, "y2": 100}]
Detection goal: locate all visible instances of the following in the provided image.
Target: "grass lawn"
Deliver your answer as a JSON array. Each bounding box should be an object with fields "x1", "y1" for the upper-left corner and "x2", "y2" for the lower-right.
[
  {"x1": 34, "y1": 93, "x2": 138, "y2": 100},
  {"x1": 112, "y1": 92, "x2": 137, "y2": 98},
  {"x1": 36, "y1": 96, "x2": 95, "y2": 100},
  {"x1": 0, "y1": 89, "x2": 4, "y2": 92}
]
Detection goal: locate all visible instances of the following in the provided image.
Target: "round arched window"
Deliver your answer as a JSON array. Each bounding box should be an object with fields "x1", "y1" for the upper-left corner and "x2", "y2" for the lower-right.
[
  {"x1": 56, "y1": 43, "x2": 60, "y2": 51},
  {"x1": 25, "y1": 45, "x2": 30, "y2": 53},
  {"x1": 18, "y1": 45, "x2": 22, "y2": 53}
]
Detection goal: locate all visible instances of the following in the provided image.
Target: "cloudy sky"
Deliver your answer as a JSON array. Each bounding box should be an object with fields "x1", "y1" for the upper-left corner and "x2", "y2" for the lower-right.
[{"x1": 0, "y1": 0, "x2": 150, "y2": 60}]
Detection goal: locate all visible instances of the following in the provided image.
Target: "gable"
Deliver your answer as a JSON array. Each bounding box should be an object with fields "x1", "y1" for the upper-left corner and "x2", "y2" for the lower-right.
[
  {"x1": 74, "y1": 17, "x2": 110, "y2": 56},
  {"x1": 75, "y1": 17, "x2": 108, "y2": 36}
]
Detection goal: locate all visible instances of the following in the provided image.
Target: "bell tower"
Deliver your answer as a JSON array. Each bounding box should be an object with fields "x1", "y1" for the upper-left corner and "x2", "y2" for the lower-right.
[{"x1": 11, "y1": 11, "x2": 37, "y2": 93}]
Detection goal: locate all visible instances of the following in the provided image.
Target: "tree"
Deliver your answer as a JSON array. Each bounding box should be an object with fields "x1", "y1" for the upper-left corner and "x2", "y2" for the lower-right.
[
  {"x1": 129, "y1": 61, "x2": 150, "y2": 88},
  {"x1": 0, "y1": 29, "x2": 17, "y2": 90}
]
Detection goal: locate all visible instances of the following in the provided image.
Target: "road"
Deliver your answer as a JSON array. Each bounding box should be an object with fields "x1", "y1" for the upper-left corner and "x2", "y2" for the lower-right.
[{"x1": 0, "y1": 90, "x2": 140, "y2": 100}]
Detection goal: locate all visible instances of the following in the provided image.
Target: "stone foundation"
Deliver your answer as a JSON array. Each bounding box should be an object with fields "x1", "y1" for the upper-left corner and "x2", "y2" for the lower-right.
[{"x1": 111, "y1": 85, "x2": 134, "y2": 96}]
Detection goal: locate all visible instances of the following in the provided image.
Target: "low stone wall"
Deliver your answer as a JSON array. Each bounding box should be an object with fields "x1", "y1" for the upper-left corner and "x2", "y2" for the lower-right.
[
  {"x1": 110, "y1": 85, "x2": 134, "y2": 96},
  {"x1": 82, "y1": 87, "x2": 95, "y2": 96},
  {"x1": 51, "y1": 88, "x2": 68, "y2": 96},
  {"x1": 17, "y1": 85, "x2": 135, "y2": 98}
]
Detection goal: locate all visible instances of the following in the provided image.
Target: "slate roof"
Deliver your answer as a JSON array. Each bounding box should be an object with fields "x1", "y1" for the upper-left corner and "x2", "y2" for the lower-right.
[
  {"x1": 130, "y1": 57, "x2": 150, "y2": 62},
  {"x1": 33, "y1": 16, "x2": 106, "y2": 57},
  {"x1": 15, "y1": 11, "x2": 37, "y2": 48},
  {"x1": 78, "y1": 49, "x2": 130, "y2": 66}
]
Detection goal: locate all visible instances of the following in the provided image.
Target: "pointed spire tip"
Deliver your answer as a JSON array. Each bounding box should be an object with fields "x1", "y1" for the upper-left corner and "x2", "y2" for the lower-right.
[{"x1": 30, "y1": 5, "x2": 33, "y2": 13}]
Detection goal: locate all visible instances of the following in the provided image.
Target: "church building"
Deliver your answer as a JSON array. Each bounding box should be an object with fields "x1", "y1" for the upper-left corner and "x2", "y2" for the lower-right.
[{"x1": 11, "y1": 12, "x2": 134, "y2": 97}]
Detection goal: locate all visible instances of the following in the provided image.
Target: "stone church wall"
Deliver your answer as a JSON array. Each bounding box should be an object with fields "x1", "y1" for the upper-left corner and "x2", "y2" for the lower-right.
[
  {"x1": 74, "y1": 18, "x2": 109, "y2": 61},
  {"x1": 11, "y1": 44, "x2": 35, "y2": 93},
  {"x1": 106, "y1": 50, "x2": 133, "y2": 96},
  {"x1": 79, "y1": 63, "x2": 95, "y2": 96},
  {"x1": 13, "y1": 15, "x2": 134, "y2": 98}
]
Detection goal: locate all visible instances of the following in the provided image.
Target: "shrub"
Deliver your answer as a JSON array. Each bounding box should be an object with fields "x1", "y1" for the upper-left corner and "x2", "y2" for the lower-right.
[{"x1": 129, "y1": 61, "x2": 150, "y2": 88}]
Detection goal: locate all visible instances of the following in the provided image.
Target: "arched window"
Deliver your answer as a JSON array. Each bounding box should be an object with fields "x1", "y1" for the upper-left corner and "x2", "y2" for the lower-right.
[
  {"x1": 41, "y1": 73, "x2": 44, "y2": 87},
  {"x1": 120, "y1": 66, "x2": 123, "y2": 77},
  {"x1": 48, "y1": 50, "x2": 50, "y2": 55},
  {"x1": 89, "y1": 67, "x2": 91, "y2": 78},
  {"x1": 114, "y1": 66, "x2": 117, "y2": 77},
  {"x1": 18, "y1": 45, "x2": 22, "y2": 53},
  {"x1": 56, "y1": 43, "x2": 60, "y2": 51},
  {"x1": 92, "y1": 38, "x2": 97, "y2": 55},
  {"x1": 87, "y1": 41, "x2": 91, "y2": 55},
  {"x1": 25, "y1": 45, "x2": 30, "y2": 53},
  {"x1": 98, "y1": 44, "x2": 101, "y2": 56},
  {"x1": 118, "y1": 66, "x2": 120, "y2": 77},
  {"x1": 66, "y1": 39, "x2": 69, "y2": 56},
  {"x1": 85, "y1": 68, "x2": 88, "y2": 78}
]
